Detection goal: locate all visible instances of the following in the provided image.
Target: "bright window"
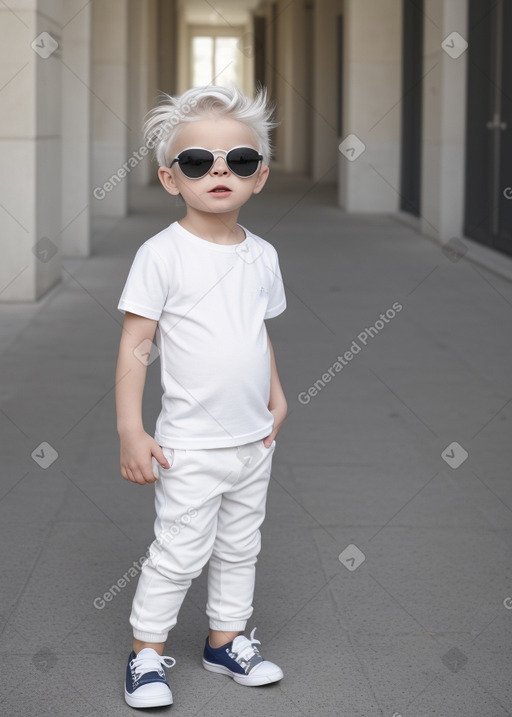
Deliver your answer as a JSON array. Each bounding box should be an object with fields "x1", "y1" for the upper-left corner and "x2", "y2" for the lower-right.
[{"x1": 192, "y1": 35, "x2": 242, "y2": 87}]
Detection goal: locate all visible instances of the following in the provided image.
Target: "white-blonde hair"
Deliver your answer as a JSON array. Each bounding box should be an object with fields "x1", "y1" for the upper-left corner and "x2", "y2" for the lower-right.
[{"x1": 143, "y1": 84, "x2": 278, "y2": 167}]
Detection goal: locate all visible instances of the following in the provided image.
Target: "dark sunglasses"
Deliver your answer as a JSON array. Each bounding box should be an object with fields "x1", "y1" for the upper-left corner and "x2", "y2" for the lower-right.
[{"x1": 169, "y1": 146, "x2": 263, "y2": 179}]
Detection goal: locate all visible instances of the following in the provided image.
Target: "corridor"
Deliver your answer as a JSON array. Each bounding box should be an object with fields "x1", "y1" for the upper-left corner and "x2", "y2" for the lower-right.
[{"x1": 1, "y1": 172, "x2": 511, "y2": 716}]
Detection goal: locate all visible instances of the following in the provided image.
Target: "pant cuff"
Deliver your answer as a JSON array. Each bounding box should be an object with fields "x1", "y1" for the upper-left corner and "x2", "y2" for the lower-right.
[
  {"x1": 133, "y1": 628, "x2": 169, "y2": 643},
  {"x1": 208, "y1": 619, "x2": 248, "y2": 632}
]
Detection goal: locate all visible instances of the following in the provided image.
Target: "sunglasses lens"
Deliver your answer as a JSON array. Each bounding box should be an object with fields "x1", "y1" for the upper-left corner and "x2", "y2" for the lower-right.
[
  {"x1": 178, "y1": 149, "x2": 214, "y2": 178},
  {"x1": 226, "y1": 148, "x2": 262, "y2": 177}
]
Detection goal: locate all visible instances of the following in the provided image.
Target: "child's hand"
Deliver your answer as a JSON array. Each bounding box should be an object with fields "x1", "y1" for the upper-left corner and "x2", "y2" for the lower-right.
[
  {"x1": 262, "y1": 400, "x2": 288, "y2": 448},
  {"x1": 119, "y1": 428, "x2": 170, "y2": 485}
]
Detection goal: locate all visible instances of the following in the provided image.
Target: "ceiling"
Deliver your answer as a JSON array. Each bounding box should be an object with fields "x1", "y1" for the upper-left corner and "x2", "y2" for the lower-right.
[{"x1": 179, "y1": 0, "x2": 263, "y2": 26}]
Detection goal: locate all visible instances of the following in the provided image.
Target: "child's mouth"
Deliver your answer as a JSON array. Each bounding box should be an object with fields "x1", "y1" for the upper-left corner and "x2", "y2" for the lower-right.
[{"x1": 209, "y1": 186, "x2": 231, "y2": 194}]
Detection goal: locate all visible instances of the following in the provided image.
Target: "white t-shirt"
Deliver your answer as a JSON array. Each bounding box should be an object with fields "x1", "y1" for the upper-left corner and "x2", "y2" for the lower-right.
[{"x1": 117, "y1": 220, "x2": 287, "y2": 449}]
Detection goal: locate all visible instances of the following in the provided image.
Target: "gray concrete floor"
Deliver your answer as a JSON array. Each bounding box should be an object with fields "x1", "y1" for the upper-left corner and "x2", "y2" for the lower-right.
[{"x1": 1, "y1": 172, "x2": 512, "y2": 716}]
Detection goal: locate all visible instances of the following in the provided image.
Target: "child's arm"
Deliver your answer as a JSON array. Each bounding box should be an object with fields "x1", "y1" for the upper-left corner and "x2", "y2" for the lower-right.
[
  {"x1": 264, "y1": 330, "x2": 288, "y2": 448},
  {"x1": 115, "y1": 312, "x2": 170, "y2": 484}
]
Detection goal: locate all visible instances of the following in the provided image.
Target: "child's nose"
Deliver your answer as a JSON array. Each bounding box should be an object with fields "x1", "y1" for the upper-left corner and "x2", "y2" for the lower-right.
[{"x1": 210, "y1": 156, "x2": 229, "y2": 175}]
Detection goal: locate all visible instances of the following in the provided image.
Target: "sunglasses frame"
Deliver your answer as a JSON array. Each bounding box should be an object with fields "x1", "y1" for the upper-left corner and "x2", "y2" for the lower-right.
[{"x1": 169, "y1": 145, "x2": 264, "y2": 179}]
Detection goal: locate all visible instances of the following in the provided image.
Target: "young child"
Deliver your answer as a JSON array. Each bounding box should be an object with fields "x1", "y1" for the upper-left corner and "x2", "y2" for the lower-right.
[{"x1": 115, "y1": 85, "x2": 287, "y2": 709}]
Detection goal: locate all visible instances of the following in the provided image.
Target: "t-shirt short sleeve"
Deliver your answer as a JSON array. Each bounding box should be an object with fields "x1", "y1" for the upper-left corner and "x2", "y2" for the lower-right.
[
  {"x1": 264, "y1": 250, "x2": 287, "y2": 319},
  {"x1": 117, "y1": 243, "x2": 168, "y2": 321}
]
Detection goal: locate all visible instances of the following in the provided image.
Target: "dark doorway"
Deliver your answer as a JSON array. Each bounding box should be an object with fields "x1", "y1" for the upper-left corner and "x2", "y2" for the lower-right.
[
  {"x1": 253, "y1": 15, "x2": 266, "y2": 90},
  {"x1": 464, "y1": 0, "x2": 512, "y2": 256},
  {"x1": 400, "y1": 0, "x2": 424, "y2": 216},
  {"x1": 336, "y1": 14, "x2": 343, "y2": 138}
]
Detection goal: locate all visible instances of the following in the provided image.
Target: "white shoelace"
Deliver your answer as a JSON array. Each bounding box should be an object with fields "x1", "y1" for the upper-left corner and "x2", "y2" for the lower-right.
[
  {"x1": 130, "y1": 650, "x2": 176, "y2": 683},
  {"x1": 231, "y1": 627, "x2": 262, "y2": 664}
]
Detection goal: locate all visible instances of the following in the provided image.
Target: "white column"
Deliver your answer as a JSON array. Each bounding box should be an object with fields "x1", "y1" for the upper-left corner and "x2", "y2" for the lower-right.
[
  {"x1": 338, "y1": 0, "x2": 402, "y2": 212},
  {"x1": 0, "y1": 0, "x2": 62, "y2": 302},
  {"x1": 274, "y1": 0, "x2": 308, "y2": 174},
  {"x1": 61, "y1": 0, "x2": 92, "y2": 257},
  {"x1": 127, "y1": 0, "x2": 159, "y2": 191},
  {"x1": 241, "y1": 19, "x2": 254, "y2": 98},
  {"x1": 421, "y1": 0, "x2": 468, "y2": 242},
  {"x1": 91, "y1": 0, "x2": 129, "y2": 218}
]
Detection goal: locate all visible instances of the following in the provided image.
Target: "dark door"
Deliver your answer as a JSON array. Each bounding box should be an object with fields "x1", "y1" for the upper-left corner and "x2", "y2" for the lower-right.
[
  {"x1": 400, "y1": 0, "x2": 424, "y2": 216},
  {"x1": 464, "y1": 0, "x2": 512, "y2": 256}
]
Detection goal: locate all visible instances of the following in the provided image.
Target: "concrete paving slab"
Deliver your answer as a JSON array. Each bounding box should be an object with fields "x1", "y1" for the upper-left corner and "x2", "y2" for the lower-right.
[{"x1": 1, "y1": 172, "x2": 511, "y2": 715}]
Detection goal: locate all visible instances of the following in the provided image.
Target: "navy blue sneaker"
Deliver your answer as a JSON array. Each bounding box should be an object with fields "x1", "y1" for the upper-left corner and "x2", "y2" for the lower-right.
[
  {"x1": 202, "y1": 627, "x2": 283, "y2": 686},
  {"x1": 124, "y1": 647, "x2": 175, "y2": 708}
]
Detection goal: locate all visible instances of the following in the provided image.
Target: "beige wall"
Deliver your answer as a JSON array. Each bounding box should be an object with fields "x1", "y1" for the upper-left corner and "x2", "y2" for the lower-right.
[
  {"x1": 61, "y1": 0, "x2": 92, "y2": 257},
  {"x1": 91, "y1": 0, "x2": 129, "y2": 218},
  {"x1": 0, "y1": 0, "x2": 62, "y2": 301},
  {"x1": 242, "y1": 19, "x2": 255, "y2": 96},
  {"x1": 273, "y1": 0, "x2": 310, "y2": 173},
  {"x1": 127, "y1": 0, "x2": 159, "y2": 191},
  {"x1": 338, "y1": 0, "x2": 403, "y2": 212}
]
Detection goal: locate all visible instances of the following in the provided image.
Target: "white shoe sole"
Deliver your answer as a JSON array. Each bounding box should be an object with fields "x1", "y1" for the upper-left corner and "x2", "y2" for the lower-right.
[
  {"x1": 202, "y1": 659, "x2": 284, "y2": 686},
  {"x1": 124, "y1": 687, "x2": 173, "y2": 708}
]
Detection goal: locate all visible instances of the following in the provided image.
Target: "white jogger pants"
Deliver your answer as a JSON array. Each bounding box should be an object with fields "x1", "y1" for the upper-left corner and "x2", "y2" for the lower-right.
[{"x1": 130, "y1": 438, "x2": 276, "y2": 643}]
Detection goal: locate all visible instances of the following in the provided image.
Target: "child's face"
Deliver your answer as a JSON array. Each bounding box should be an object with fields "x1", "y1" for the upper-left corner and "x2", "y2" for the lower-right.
[{"x1": 157, "y1": 116, "x2": 269, "y2": 214}]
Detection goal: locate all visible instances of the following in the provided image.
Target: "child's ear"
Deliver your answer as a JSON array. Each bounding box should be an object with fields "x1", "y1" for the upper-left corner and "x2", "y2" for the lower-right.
[
  {"x1": 252, "y1": 165, "x2": 270, "y2": 195},
  {"x1": 158, "y1": 167, "x2": 181, "y2": 196}
]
